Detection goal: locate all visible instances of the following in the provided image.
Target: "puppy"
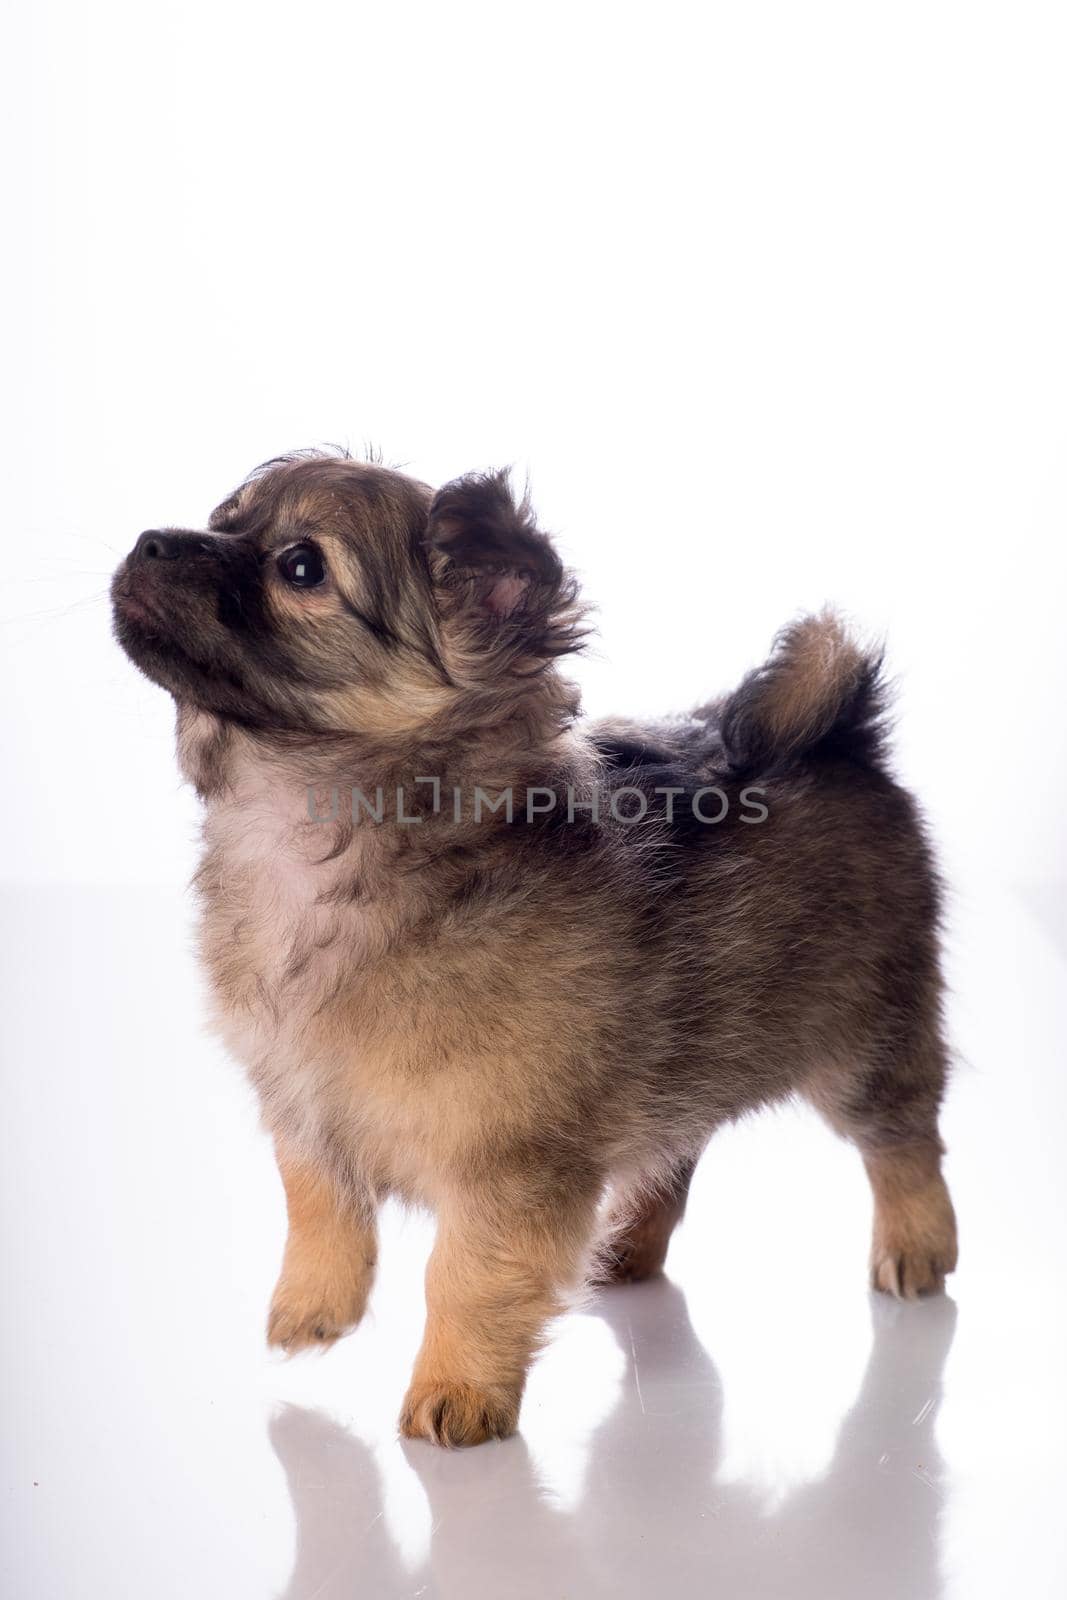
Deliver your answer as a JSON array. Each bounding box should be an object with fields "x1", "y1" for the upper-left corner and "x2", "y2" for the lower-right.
[{"x1": 111, "y1": 450, "x2": 957, "y2": 1447}]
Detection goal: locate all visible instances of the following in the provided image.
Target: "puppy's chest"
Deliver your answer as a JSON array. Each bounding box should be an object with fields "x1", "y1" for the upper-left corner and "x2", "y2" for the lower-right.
[
  {"x1": 196, "y1": 788, "x2": 370, "y2": 1056},
  {"x1": 194, "y1": 796, "x2": 512, "y2": 1187}
]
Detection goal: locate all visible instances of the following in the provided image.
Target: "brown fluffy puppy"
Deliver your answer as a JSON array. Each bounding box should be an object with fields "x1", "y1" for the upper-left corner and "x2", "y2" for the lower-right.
[{"x1": 111, "y1": 451, "x2": 957, "y2": 1447}]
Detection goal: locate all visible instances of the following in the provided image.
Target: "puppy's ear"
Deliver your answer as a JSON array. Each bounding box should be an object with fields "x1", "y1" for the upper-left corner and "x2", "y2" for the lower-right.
[{"x1": 425, "y1": 471, "x2": 586, "y2": 662}]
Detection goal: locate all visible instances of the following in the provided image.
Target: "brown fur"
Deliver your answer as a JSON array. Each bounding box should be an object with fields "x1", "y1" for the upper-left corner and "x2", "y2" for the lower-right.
[
  {"x1": 111, "y1": 449, "x2": 958, "y2": 1446},
  {"x1": 594, "y1": 1159, "x2": 699, "y2": 1285}
]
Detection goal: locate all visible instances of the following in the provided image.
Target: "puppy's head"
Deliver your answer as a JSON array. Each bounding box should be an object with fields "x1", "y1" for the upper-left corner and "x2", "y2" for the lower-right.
[{"x1": 111, "y1": 452, "x2": 585, "y2": 740}]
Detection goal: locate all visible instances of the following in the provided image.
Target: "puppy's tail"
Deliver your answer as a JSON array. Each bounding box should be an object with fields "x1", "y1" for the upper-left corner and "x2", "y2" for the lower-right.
[{"x1": 720, "y1": 610, "x2": 890, "y2": 775}]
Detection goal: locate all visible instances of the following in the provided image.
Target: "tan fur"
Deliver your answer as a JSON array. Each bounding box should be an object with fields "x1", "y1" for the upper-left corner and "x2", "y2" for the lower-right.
[
  {"x1": 268, "y1": 1143, "x2": 378, "y2": 1350},
  {"x1": 400, "y1": 1180, "x2": 599, "y2": 1445},
  {"x1": 759, "y1": 611, "x2": 864, "y2": 746},
  {"x1": 865, "y1": 1144, "x2": 958, "y2": 1299}
]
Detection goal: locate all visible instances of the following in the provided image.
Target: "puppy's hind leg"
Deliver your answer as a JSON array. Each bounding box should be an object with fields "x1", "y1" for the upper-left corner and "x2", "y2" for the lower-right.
[
  {"x1": 807, "y1": 1030, "x2": 958, "y2": 1300},
  {"x1": 863, "y1": 1137, "x2": 958, "y2": 1299},
  {"x1": 595, "y1": 1157, "x2": 698, "y2": 1284}
]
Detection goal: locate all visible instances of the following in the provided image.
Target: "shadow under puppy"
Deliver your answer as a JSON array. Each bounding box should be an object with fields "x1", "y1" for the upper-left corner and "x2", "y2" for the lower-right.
[{"x1": 111, "y1": 451, "x2": 958, "y2": 1447}]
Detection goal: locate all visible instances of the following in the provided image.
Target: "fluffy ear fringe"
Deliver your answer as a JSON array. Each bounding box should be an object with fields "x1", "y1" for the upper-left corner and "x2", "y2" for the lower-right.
[
  {"x1": 425, "y1": 471, "x2": 590, "y2": 663},
  {"x1": 426, "y1": 471, "x2": 562, "y2": 585}
]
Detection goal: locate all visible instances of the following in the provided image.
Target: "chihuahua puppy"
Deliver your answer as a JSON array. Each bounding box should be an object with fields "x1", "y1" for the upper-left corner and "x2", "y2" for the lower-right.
[{"x1": 111, "y1": 450, "x2": 957, "y2": 1446}]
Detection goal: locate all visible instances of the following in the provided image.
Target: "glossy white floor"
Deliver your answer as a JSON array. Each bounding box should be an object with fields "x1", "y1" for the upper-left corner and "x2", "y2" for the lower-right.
[{"x1": 2, "y1": 875, "x2": 1064, "y2": 1599}]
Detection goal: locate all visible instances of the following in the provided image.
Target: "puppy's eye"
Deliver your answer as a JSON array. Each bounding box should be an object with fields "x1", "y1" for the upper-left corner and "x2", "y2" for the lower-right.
[{"x1": 277, "y1": 544, "x2": 327, "y2": 588}]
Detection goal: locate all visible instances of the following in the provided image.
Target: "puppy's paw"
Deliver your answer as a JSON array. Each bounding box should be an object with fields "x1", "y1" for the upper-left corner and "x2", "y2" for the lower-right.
[
  {"x1": 266, "y1": 1272, "x2": 370, "y2": 1353},
  {"x1": 870, "y1": 1174, "x2": 957, "y2": 1301},
  {"x1": 398, "y1": 1379, "x2": 519, "y2": 1447},
  {"x1": 871, "y1": 1247, "x2": 951, "y2": 1300}
]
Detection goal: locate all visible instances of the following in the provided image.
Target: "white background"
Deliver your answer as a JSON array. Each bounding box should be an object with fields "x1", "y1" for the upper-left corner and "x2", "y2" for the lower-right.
[{"x1": 3, "y1": 4, "x2": 1065, "y2": 1598}]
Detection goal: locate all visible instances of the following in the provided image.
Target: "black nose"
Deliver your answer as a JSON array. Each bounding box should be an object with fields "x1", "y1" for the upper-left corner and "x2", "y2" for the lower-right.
[{"x1": 134, "y1": 530, "x2": 183, "y2": 561}]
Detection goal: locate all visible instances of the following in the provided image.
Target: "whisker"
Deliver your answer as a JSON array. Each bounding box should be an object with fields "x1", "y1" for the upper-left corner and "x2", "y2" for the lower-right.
[{"x1": 0, "y1": 589, "x2": 110, "y2": 626}]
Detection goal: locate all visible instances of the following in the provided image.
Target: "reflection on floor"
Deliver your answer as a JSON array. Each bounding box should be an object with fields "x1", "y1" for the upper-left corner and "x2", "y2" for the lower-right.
[{"x1": 273, "y1": 1284, "x2": 956, "y2": 1600}]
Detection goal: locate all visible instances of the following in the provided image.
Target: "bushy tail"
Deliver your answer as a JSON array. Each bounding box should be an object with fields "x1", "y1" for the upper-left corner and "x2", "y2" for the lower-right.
[{"x1": 720, "y1": 611, "x2": 890, "y2": 775}]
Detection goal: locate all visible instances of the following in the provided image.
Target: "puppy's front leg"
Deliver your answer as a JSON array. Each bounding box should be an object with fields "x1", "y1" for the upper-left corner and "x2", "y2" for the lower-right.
[
  {"x1": 267, "y1": 1141, "x2": 378, "y2": 1352},
  {"x1": 400, "y1": 1179, "x2": 600, "y2": 1447}
]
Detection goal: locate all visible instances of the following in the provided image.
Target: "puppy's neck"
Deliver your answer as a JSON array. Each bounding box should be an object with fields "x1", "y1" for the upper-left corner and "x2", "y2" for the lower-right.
[{"x1": 175, "y1": 702, "x2": 595, "y2": 836}]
